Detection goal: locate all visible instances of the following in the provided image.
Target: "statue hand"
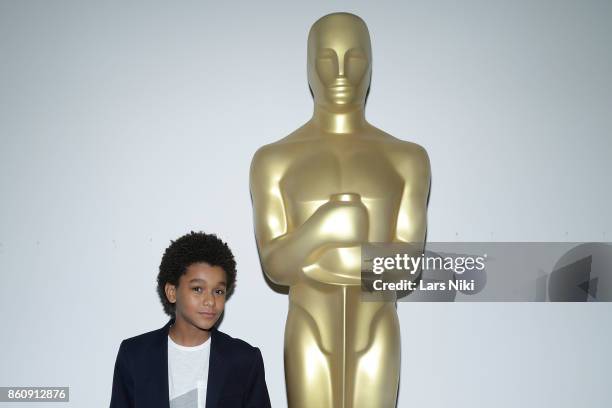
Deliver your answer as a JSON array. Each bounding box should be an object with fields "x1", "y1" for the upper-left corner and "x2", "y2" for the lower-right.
[{"x1": 310, "y1": 193, "x2": 369, "y2": 245}]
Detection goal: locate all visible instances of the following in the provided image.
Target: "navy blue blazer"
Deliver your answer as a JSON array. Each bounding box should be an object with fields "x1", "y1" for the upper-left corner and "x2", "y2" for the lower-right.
[{"x1": 110, "y1": 318, "x2": 271, "y2": 408}]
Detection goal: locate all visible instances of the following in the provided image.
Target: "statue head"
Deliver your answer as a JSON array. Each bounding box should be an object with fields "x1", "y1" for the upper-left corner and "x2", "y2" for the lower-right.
[{"x1": 307, "y1": 13, "x2": 372, "y2": 112}]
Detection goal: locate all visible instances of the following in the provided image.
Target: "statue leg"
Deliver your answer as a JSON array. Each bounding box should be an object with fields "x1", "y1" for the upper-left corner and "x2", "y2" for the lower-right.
[
  {"x1": 348, "y1": 305, "x2": 400, "y2": 408},
  {"x1": 284, "y1": 304, "x2": 335, "y2": 408}
]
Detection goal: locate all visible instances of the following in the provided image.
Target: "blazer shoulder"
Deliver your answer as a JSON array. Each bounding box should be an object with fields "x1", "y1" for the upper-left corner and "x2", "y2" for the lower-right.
[
  {"x1": 119, "y1": 326, "x2": 166, "y2": 354},
  {"x1": 214, "y1": 330, "x2": 259, "y2": 355}
]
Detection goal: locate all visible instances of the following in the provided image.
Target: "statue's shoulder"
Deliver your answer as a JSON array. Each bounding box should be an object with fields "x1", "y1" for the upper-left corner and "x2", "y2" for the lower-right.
[
  {"x1": 250, "y1": 128, "x2": 310, "y2": 182},
  {"x1": 368, "y1": 125, "x2": 429, "y2": 158},
  {"x1": 393, "y1": 139, "x2": 429, "y2": 159},
  {"x1": 251, "y1": 123, "x2": 311, "y2": 165},
  {"x1": 366, "y1": 126, "x2": 430, "y2": 178}
]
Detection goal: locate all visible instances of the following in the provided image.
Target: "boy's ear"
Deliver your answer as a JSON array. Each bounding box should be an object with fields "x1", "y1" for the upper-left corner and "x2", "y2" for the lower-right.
[{"x1": 165, "y1": 283, "x2": 177, "y2": 304}]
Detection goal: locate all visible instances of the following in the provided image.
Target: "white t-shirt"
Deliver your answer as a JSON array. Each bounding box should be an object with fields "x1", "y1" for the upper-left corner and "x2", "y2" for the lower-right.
[{"x1": 167, "y1": 334, "x2": 211, "y2": 408}]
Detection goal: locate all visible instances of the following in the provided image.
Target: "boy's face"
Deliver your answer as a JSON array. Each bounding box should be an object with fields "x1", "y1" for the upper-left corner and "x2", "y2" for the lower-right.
[{"x1": 165, "y1": 262, "x2": 227, "y2": 330}]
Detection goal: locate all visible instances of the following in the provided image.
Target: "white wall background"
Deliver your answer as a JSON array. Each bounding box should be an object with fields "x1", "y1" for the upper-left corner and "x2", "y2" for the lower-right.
[{"x1": 1, "y1": 1, "x2": 611, "y2": 407}]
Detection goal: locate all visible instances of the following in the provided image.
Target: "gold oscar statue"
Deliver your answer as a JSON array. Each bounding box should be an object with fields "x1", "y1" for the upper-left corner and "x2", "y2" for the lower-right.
[{"x1": 249, "y1": 12, "x2": 430, "y2": 408}]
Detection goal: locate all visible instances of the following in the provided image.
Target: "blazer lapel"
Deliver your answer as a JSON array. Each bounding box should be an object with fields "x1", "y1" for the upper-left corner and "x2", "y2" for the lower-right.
[
  {"x1": 205, "y1": 329, "x2": 231, "y2": 408},
  {"x1": 145, "y1": 318, "x2": 172, "y2": 408}
]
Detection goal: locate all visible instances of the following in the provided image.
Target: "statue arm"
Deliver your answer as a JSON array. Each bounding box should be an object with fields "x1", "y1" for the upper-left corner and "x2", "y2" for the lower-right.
[
  {"x1": 249, "y1": 148, "x2": 301, "y2": 286},
  {"x1": 391, "y1": 145, "x2": 431, "y2": 281},
  {"x1": 250, "y1": 149, "x2": 368, "y2": 287},
  {"x1": 394, "y1": 145, "x2": 431, "y2": 245}
]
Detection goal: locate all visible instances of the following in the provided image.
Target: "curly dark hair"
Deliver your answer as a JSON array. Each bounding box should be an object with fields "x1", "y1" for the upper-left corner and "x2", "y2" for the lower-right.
[{"x1": 157, "y1": 231, "x2": 237, "y2": 317}]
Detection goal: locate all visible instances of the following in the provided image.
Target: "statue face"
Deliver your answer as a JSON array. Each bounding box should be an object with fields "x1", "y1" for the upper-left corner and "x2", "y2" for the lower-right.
[{"x1": 307, "y1": 14, "x2": 372, "y2": 111}]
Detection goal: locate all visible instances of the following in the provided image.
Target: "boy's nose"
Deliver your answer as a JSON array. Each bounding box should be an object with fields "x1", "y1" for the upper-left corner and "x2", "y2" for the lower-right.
[{"x1": 203, "y1": 294, "x2": 214, "y2": 306}]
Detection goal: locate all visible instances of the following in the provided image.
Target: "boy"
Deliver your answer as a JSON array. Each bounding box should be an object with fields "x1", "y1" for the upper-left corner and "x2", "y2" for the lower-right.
[{"x1": 110, "y1": 231, "x2": 271, "y2": 408}]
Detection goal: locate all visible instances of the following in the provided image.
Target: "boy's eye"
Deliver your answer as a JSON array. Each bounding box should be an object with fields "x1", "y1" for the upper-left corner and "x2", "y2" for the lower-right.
[
  {"x1": 215, "y1": 289, "x2": 226, "y2": 295},
  {"x1": 192, "y1": 287, "x2": 202, "y2": 293}
]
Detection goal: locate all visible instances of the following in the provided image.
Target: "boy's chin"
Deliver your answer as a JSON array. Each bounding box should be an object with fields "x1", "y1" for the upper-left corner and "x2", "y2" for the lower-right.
[
  {"x1": 176, "y1": 311, "x2": 221, "y2": 331},
  {"x1": 193, "y1": 315, "x2": 220, "y2": 331},
  {"x1": 195, "y1": 322, "x2": 216, "y2": 331}
]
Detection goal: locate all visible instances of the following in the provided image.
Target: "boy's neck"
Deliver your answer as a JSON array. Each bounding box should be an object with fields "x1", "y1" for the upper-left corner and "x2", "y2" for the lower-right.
[{"x1": 168, "y1": 317, "x2": 211, "y2": 346}]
